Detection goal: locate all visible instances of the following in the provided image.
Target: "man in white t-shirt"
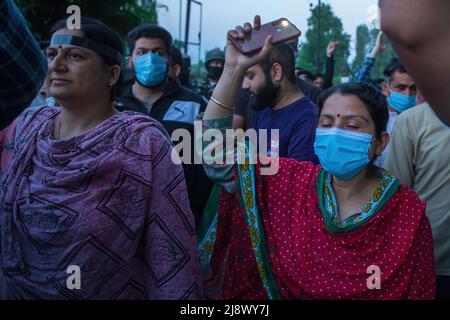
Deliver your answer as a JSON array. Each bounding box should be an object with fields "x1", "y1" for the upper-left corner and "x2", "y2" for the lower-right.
[{"x1": 385, "y1": 103, "x2": 450, "y2": 299}]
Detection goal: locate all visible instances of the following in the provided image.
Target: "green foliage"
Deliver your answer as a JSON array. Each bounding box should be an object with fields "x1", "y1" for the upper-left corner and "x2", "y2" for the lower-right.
[
  {"x1": 297, "y1": 3, "x2": 351, "y2": 78},
  {"x1": 351, "y1": 24, "x2": 397, "y2": 80},
  {"x1": 15, "y1": 0, "x2": 158, "y2": 41},
  {"x1": 369, "y1": 29, "x2": 396, "y2": 80},
  {"x1": 352, "y1": 24, "x2": 370, "y2": 72}
]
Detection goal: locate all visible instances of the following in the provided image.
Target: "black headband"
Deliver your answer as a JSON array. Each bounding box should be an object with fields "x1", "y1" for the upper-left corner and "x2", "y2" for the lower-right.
[{"x1": 50, "y1": 34, "x2": 123, "y2": 66}]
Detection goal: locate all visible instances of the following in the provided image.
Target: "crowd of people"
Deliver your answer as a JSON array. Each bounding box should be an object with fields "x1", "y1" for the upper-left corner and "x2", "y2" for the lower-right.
[{"x1": 0, "y1": 0, "x2": 449, "y2": 300}]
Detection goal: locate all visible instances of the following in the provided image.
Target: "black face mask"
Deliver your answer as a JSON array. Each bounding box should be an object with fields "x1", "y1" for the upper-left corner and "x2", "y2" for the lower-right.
[
  {"x1": 252, "y1": 73, "x2": 281, "y2": 111},
  {"x1": 206, "y1": 66, "x2": 224, "y2": 81}
]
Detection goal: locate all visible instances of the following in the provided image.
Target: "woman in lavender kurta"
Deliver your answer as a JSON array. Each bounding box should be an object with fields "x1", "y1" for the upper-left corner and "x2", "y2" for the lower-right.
[{"x1": 0, "y1": 17, "x2": 202, "y2": 299}]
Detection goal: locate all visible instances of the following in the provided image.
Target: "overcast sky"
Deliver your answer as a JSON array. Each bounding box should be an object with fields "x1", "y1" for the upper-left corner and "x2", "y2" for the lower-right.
[{"x1": 156, "y1": 0, "x2": 379, "y2": 67}]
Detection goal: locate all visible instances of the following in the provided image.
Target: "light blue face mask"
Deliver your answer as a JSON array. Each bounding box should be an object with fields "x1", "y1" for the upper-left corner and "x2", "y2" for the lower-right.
[
  {"x1": 133, "y1": 53, "x2": 168, "y2": 87},
  {"x1": 387, "y1": 89, "x2": 417, "y2": 113},
  {"x1": 314, "y1": 127, "x2": 375, "y2": 181}
]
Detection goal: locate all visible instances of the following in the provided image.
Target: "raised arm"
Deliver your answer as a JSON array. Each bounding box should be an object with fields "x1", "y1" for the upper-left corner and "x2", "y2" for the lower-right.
[
  {"x1": 354, "y1": 32, "x2": 385, "y2": 84},
  {"x1": 380, "y1": 0, "x2": 450, "y2": 126},
  {"x1": 323, "y1": 41, "x2": 336, "y2": 90},
  {"x1": 201, "y1": 16, "x2": 273, "y2": 189},
  {"x1": 203, "y1": 15, "x2": 273, "y2": 120}
]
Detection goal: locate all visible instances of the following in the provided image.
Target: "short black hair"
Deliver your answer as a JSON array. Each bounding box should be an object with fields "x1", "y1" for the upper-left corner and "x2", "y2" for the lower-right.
[
  {"x1": 370, "y1": 78, "x2": 385, "y2": 92},
  {"x1": 127, "y1": 24, "x2": 172, "y2": 54},
  {"x1": 314, "y1": 73, "x2": 324, "y2": 80},
  {"x1": 260, "y1": 43, "x2": 296, "y2": 83},
  {"x1": 383, "y1": 57, "x2": 408, "y2": 80},
  {"x1": 50, "y1": 17, "x2": 124, "y2": 101},
  {"x1": 371, "y1": 78, "x2": 385, "y2": 86},
  {"x1": 297, "y1": 69, "x2": 314, "y2": 81},
  {"x1": 317, "y1": 83, "x2": 389, "y2": 139},
  {"x1": 170, "y1": 46, "x2": 182, "y2": 67}
]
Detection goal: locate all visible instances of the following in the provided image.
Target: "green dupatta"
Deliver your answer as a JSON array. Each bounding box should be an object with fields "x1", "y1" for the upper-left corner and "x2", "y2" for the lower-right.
[{"x1": 198, "y1": 141, "x2": 281, "y2": 299}]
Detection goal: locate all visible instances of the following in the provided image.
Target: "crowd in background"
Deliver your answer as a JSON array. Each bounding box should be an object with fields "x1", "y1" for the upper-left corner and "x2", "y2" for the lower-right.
[{"x1": 0, "y1": 0, "x2": 449, "y2": 300}]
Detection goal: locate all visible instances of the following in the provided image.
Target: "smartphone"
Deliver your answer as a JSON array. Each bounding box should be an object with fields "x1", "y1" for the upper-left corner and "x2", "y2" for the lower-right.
[{"x1": 228, "y1": 18, "x2": 301, "y2": 55}]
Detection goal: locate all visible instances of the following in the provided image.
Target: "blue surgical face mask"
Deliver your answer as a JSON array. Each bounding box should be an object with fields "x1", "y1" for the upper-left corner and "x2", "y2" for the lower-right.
[
  {"x1": 387, "y1": 89, "x2": 416, "y2": 113},
  {"x1": 133, "y1": 53, "x2": 168, "y2": 87},
  {"x1": 314, "y1": 127, "x2": 375, "y2": 181}
]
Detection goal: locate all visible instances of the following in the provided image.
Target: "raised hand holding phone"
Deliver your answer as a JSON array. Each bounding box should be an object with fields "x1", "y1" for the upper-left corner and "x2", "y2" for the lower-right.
[
  {"x1": 204, "y1": 15, "x2": 274, "y2": 119},
  {"x1": 228, "y1": 16, "x2": 300, "y2": 55},
  {"x1": 225, "y1": 15, "x2": 274, "y2": 72}
]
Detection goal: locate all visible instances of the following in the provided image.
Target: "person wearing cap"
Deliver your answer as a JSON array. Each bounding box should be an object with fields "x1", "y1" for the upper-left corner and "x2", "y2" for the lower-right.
[
  {"x1": 118, "y1": 24, "x2": 213, "y2": 224},
  {"x1": 193, "y1": 48, "x2": 225, "y2": 100},
  {"x1": 0, "y1": 17, "x2": 203, "y2": 300}
]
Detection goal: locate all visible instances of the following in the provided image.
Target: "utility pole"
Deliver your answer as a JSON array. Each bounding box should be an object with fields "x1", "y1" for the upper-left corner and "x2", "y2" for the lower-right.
[
  {"x1": 184, "y1": 0, "x2": 191, "y2": 53},
  {"x1": 183, "y1": 0, "x2": 202, "y2": 63},
  {"x1": 316, "y1": 0, "x2": 322, "y2": 73},
  {"x1": 179, "y1": 0, "x2": 182, "y2": 41}
]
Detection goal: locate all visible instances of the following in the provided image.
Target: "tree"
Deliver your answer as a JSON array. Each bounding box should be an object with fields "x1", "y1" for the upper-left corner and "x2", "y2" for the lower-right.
[
  {"x1": 351, "y1": 24, "x2": 397, "y2": 80},
  {"x1": 369, "y1": 28, "x2": 396, "y2": 79},
  {"x1": 297, "y1": 3, "x2": 351, "y2": 79},
  {"x1": 15, "y1": 0, "x2": 158, "y2": 42},
  {"x1": 352, "y1": 24, "x2": 370, "y2": 73}
]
